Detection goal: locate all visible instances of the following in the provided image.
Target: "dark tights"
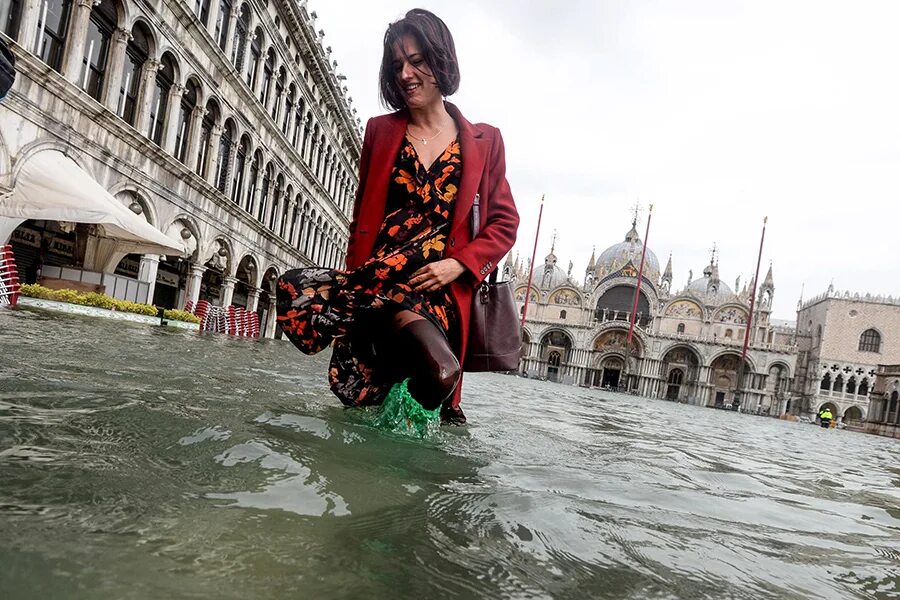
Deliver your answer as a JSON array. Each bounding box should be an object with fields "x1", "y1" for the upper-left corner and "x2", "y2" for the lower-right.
[{"x1": 392, "y1": 318, "x2": 461, "y2": 410}]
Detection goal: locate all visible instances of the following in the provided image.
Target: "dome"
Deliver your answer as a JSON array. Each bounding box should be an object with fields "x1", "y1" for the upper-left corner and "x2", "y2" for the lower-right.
[
  {"x1": 687, "y1": 277, "x2": 733, "y2": 296},
  {"x1": 594, "y1": 223, "x2": 660, "y2": 283},
  {"x1": 686, "y1": 263, "x2": 733, "y2": 297},
  {"x1": 531, "y1": 250, "x2": 569, "y2": 290}
]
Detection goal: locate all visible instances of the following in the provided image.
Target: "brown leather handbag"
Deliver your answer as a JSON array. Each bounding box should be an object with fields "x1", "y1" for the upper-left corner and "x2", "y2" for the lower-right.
[{"x1": 463, "y1": 194, "x2": 522, "y2": 372}]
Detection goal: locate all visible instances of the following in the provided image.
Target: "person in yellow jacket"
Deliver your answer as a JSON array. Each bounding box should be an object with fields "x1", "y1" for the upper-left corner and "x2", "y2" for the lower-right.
[{"x1": 818, "y1": 407, "x2": 834, "y2": 428}]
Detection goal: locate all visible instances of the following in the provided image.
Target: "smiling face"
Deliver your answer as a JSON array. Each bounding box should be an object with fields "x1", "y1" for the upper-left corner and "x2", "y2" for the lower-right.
[{"x1": 392, "y1": 35, "x2": 443, "y2": 110}]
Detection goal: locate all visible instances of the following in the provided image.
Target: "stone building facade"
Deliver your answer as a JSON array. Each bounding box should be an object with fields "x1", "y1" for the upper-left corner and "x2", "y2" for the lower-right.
[
  {"x1": 792, "y1": 290, "x2": 900, "y2": 424},
  {"x1": 508, "y1": 218, "x2": 797, "y2": 414},
  {"x1": 866, "y1": 364, "x2": 900, "y2": 438},
  {"x1": 0, "y1": 0, "x2": 359, "y2": 336}
]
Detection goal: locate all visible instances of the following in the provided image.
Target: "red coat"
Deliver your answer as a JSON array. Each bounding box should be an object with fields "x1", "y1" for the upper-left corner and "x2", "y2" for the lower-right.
[{"x1": 346, "y1": 102, "x2": 520, "y2": 409}]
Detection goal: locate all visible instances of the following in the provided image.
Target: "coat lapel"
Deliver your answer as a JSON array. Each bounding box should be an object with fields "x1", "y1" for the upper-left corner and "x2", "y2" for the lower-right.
[
  {"x1": 358, "y1": 110, "x2": 407, "y2": 235},
  {"x1": 447, "y1": 103, "x2": 488, "y2": 239}
]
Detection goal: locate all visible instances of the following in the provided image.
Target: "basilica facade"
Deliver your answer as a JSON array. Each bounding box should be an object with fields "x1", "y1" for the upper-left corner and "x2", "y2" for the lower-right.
[
  {"x1": 1, "y1": 0, "x2": 358, "y2": 337},
  {"x1": 507, "y1": 219, "x2": 797, "y2": 414}
]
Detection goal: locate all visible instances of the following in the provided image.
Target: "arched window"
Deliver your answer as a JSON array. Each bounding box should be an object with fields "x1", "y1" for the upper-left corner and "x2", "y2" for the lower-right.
[
  {"x1": 148, "y1": 53, "x2": 176, "y2": 144},
  {"x1": 215, "y1": 120, "x2": 234, "y2": 193},
  {"x1": 194, "y1": 0, "x2": 211, "y2": 27},
  {"x1": 246, "y1": 28, "x2": 262, "y2": 89},
  {"x1": 820, "y1": 373, "x2": 831, "y2": 391},
  {"x1": 858, "y1": 329, "x2": 881, "y2": 353},
  {"x1": 231, "y1": 4, "x2": 249, "y2": 69},
  {"x1": 82, "y1": 0, "x2": 117, "y2": 100},
  {"x1": 559, "y1": 310, "x2": 566, "y2": 320},
  {"x1": 833, "y1": 374, "x2": 843, "y2": 393},
  {"x1": 548, "y1": 351, "x2": 561, "y2": 368},
  {"x1": 260, "y1": 48, "x2": 275, "y2": 106},
  {"x1": 37, "y1": 0, "x2": 73, "y2": 73},
  {"x1": 858, "y1": 378, "x2": 869, "y2": 397},
  {"x1": 215, "y1": 0, "x2": 232, "y2": 50},
  {"x1": 121, "y1": 22, "x2": 151, "y2": 125},
  {"x1": 175, "y1": 80, "x2": 199, "y2": 162},
  {"x1": 231, "y1": 135, "x2": 249, "y2": 204},
  {"x1": 845, "y1": 376, "x2": 857, "y2": 395},
  {"x1": 677, "y1": 323, "x2": 685, "y2": 334},
  {"x1": 1, "y1": 0, "x2": 22, "y2": 38}
]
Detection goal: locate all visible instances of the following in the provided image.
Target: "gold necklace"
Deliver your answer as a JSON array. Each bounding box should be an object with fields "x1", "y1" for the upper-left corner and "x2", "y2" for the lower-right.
[{"x1": 406, "y1": 126, "x2": 443, "y2": 145}]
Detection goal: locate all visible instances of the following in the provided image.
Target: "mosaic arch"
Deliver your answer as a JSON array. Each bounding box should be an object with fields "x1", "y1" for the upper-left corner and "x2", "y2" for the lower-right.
[
  {"x1": 550, "y1": 287, "x2": 582, "y2": 306},
  {"x1": 592, "y1": 328, "x2": 644, "y2": 357},
  {"x1": 665, "y1": 299, "x2": 703, "y2": 319},
  {"x1": 713, "y1": 305, "x2": 749, "y2": 324},
  {"x1": 515, "y1": 286, "x2": 540, "y2": 303}
]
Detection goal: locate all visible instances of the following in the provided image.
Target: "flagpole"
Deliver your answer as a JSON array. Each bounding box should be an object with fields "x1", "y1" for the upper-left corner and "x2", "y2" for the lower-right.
[
  {"x1": 626, "y1": 204, "x2": 652, "y2": 346},
  {"x1": 735, "y1": 216, "x2": 768, "y2": 409},
  {"x1": 521, "y1": 194, "x2": 544, "y2": 327}
]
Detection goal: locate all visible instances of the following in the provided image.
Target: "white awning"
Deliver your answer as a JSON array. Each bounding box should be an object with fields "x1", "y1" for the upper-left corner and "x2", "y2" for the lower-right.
[{"x1": 0, "y1": 150, "x2": 185, "y2": 256}]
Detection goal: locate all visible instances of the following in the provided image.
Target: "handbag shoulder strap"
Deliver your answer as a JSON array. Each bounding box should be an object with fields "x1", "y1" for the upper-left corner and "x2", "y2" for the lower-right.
[{"x1": 469, "y1": 193, "x2": 498, "y2": 284}]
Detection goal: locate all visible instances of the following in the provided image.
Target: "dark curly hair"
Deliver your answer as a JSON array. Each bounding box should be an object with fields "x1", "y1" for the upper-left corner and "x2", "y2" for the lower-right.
[{"x1": 379, "y1": 9, "x2": 460, "y2": 111}]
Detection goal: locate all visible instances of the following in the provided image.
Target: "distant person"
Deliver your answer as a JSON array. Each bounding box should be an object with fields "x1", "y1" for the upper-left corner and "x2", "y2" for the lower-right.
[
  {"x1": 0, "y1": 37, "x2": 15, "y2": 101},
  {"x1": 276, "y1": 9, "x2": 519, "y2": 425},
  {"x1": 818, "y1": 407, "x2": 834, "y2": 428}
]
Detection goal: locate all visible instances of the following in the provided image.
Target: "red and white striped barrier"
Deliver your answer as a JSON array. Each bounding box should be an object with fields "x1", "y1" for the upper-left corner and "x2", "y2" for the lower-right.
[
  {"x1": 0, "y1": 245, "x2": 20, "y2": 307},
  {"x1": 184, "y1": 299, "x2": 259, "y2": 338}
]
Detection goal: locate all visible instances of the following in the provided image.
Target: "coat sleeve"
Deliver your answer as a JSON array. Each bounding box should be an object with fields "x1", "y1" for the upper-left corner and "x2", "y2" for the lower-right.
[
  {"x1": 345, "y1": 118, "x2": 375, "y2": 269},
  {"x1": 452, "y1": 127, "x2": 520, "y2": 285}
]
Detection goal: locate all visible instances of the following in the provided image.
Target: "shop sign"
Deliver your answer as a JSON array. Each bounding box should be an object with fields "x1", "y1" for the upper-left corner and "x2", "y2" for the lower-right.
[
  {"x1": 12, "y1": 227, "x2": 41, "y2": 248},
  {"x1": 47, "y1": 236, "x2": 74, "y2": 256}
]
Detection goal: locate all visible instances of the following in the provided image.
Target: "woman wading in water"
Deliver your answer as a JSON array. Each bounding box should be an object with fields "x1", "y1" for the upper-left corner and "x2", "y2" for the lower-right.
[{"x1": 276, "y1": 9, "x2": 518, "y2": 425}]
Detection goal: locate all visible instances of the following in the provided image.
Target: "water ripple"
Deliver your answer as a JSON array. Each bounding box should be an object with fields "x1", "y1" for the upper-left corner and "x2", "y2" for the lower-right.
[{"x1": 0, "y1": 306, "x2": 897, "y2": 599}]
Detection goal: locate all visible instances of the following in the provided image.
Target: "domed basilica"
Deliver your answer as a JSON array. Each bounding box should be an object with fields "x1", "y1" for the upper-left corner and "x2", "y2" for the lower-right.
[{"x1": 505, "y1": 217, "x2": 797, "y2": 413}]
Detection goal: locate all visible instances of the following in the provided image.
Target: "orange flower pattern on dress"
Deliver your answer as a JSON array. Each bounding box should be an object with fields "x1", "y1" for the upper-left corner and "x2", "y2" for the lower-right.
[{"x1": 275, "y1": 136, "x2": 461, "y2": 407}]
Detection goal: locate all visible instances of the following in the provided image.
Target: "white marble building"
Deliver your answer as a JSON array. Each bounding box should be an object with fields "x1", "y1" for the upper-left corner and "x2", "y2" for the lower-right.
[
  {"x1": 1, "y1": 0, "x2": 359, "y2": 337},
  {"x1": 509, "y1": 218, "x2": 797, "y2": 415}
]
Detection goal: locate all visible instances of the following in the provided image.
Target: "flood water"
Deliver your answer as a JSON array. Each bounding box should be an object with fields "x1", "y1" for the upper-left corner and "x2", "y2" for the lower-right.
[{"x1": 1, "y1": 307, "x2": 898, "y2": 599}]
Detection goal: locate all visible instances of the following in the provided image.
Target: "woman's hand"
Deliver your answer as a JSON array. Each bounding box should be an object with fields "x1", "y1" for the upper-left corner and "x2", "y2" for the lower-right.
[{"x1": 409, "y1": 258, "x2": 465, "y2": 292}]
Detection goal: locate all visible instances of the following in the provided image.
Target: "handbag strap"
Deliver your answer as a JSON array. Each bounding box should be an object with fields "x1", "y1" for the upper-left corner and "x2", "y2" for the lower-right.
[{"x1": 470, "y1": 193, "x2": 498, "y2": 285}]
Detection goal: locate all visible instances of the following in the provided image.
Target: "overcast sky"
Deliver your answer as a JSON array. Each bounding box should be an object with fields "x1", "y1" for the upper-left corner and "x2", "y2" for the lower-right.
[{"x1": 312, "y1": 0, "x2": 900, "y2": 320}]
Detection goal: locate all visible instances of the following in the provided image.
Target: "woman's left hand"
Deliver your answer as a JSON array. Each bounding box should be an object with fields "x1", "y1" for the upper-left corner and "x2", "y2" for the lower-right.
[{"x1": 409, "y1": 258, "x2": 466, "y2": 292}]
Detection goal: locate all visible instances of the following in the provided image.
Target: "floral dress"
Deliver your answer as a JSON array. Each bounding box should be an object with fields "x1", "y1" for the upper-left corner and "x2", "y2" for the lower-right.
[{"x1": 276, "y1": 136, "x2": 461, "y2": 406}]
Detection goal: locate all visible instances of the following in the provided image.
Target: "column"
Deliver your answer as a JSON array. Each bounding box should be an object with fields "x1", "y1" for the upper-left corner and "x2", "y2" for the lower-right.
[
  {"x1": 185, "y1": 105, "x2": 205, "y2": 172},
  {"x1": 223, "y1": 142, "x2": 238, "y2": 201},
  {"x1": 205, "y1": 124, "x2": 223, "y2": 185},
  {"x1": 250, "y1": 186, "x2": 263, "y2": 222},
  {"x1": 273, "y1": 193, "x2": 285, "y2": 232},
  {"x1": 264, "y1": 299, "x2": 277, "y2": 338},
  {"x1": 223, "y1": 10, "x2": 239, "y2": 59},
  {"x1": 134, "y1": 59, "x2": 161, "y2": 137},
  {"x1": 18, "y1": 0, "x2": 44, "y2": 53},
  {"x1": 220, "y1": 276, "x2": 237, "y2": 307},
  {"x1": 246, "y1": 287, "x2": 260, "y2": 313},
  {"x1": 206, "y1": 0, "x2": 222, "y2": 42},
  {"x1": 186, "y1": 265, "x2": 206, "y2": 307},
  {"x1": 61, "y1": 0, "x2": 98, "y2": 84},
  {"x1": 102, "y1": 27, "x2": 131, "y2": 111},
  {"x1": 137, "y1": 254, "x2": 160, "y2": 304},
  {"x1": 240, "y1": 31, "x2": 255, "y2": 80},
  {"x1": 252, "y1": 53, "x2": 265, "y2": 99},
  {"x1": 163, "y1": 84, "x2": 185, "y2": 154},
  {"x1": 271, "y1": 89, "x2": 284, "y2": 123}
]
